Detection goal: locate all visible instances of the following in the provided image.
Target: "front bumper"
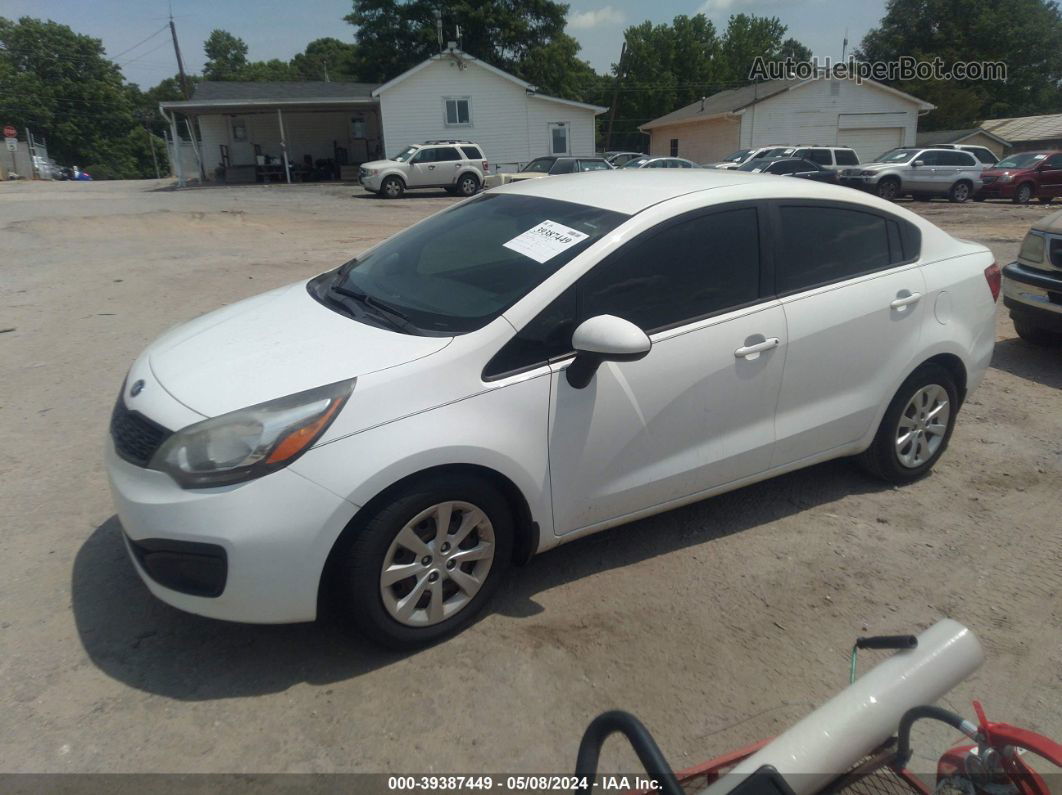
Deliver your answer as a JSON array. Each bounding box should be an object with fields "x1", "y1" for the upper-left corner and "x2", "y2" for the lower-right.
[
  {"x1": 105, "y1": 440, "x2": 359, "y2": 623},
  {"x1": 975, "y1": 180, "x2": 1016, "y2": 199},
  {"x1": 838, "y1": 175, "x2": 874, "y2": 190},
  {"x1": 359, "y1": 172, "x2": 382, "y2": 190},
  {"x1": 1002, "y1": 261, "x2": 1062, "y2": 330}
]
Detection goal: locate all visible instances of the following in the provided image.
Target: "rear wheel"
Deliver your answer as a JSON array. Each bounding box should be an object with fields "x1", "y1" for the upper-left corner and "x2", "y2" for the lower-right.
[
  {"x1": 876, "y1": 178, "x2": 900, "y2": 201},
  {"x1": 857, "y1": 363, "x2": 958, "y2": 484},
  {"x1": 334, "y1": 473, "x2": 514, "y2": 649},
  {"x1": 1014, "y1": 317, "x2": 1062, "y2": 346},
  {"x1": 1012, "y1": 182, "x2": 1034, "y2": 204},
  {"x1": 457, "y1": 173, "x2": 480, "y2": 197},
  {"x1": 380, "y1": 175, "x2": 404, "y2": 199},
  {"x1": 948, "y1": 181, "x2": 972, "y2": 203}
]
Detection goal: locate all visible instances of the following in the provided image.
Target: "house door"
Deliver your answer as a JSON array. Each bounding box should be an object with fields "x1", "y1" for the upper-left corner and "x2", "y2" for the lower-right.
[{"x1": 548, "y1": 123, "x2": 570, "y2": 156}]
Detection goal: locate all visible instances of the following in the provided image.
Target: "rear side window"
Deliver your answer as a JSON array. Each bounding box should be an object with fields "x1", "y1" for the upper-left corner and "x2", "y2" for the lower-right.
[
  {"x1": 835, "y1": 149, "x2": 858, "y2": 165},
  {"x1": 581, "y1": 207, "x2": 761, "y2": 332},
  {"x1": 435, "y1": 147, "x2": 461, "y2": 162},
  {"x1": 460, "y1": 146, "x2": 483, "y2": 160},
  {"x1": 777, "y1": 206, "x2": 891, "y2": 292},
  {"x1": 941, "y1": 151, "x2": 976, "y2": 166},
  {"x1": 806, "y1": 149, "x2": 832, "y2": 165}
]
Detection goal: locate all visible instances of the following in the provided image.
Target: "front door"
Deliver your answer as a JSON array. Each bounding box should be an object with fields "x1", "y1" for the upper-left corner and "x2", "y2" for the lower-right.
[
  {"x1": 408, "y1": 148, "x2": 439, "y2": 187},
  {"x1": 769, "y1": 202, "x2": 927, "y2": 466},
  {"x1": 545, "y1": 204, "x2": 787, "y2": 535}
]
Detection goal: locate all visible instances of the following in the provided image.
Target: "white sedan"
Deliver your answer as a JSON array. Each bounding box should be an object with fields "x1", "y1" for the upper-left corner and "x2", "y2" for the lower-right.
[{"x1": 106, "y1": 170, "x2": 999, "y2": 648}]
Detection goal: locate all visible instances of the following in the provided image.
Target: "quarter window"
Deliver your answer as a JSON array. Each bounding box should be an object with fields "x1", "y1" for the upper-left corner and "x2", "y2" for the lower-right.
[
  {"x1": 581, "y1": 208, "x2": 761, "y2": 332},
  {"x1": 969, "y1": 147, "x2": 997, "y2": 164},
  {"x1": 777, "y1": 206, "x2": 892, "y2": 292},
  {"x1": 444, "y1": 97, "x2": 471, "y2": 126},
  {"x1": 459, "y1": 145, "x2": 483, "y2": 160}
]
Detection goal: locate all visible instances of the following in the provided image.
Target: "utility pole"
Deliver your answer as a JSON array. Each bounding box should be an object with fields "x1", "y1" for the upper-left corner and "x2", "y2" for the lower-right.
[
  {"x1": 169, "y1": 13, "x2": 191, "y2": 99},
  {"x1": 604, "y1": 41, "x2": 626, "y2": 152},
  {"x1": 145, "y1": 123, "x2": 161, "y2": 179}
]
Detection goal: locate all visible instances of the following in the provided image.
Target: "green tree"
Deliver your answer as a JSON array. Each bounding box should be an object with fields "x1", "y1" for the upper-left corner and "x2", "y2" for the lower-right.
[
  {"x1": 203, "y1": 29, "x2": 249, "y2": 80},
  {"x1": 0, "y1": 16, "x2": 163, "y2": 177},
  {"x1": 856, "y1": 0, "x2": 1062, "y2": 128},
  {"x1": 290, "y1": 37, "x2": 359, "y2": 81},
  {"x1": 345, "y1": 0, "x2": 596, "y2": 98}
]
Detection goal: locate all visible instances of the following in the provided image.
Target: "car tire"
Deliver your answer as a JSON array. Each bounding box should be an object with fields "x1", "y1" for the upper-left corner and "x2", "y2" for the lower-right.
[
  {"x1": 876, "y1": 178, "x2": 900, "y2": 201},
  {"x1": 334, "y1": 472, "x2": 514, "y2": 649},
  {"x1": 1012, "y1": 182, "x2": 1034, "y2": 204},
  {"x1": 857, "y1": 363, "x2": 959, "y2": 484},
  {"x1": 947, "y1": 181, "x2": 972, "y2": 203},
  {"x1": 1013, "y1": 317, "x2": 1062, "y2": 346},
  {"x1": 457, "y1": 173, "x2": 480, "y2": 197},
  {"x1": 380, "y1": 176, "x2": 404, "y2": 199}
]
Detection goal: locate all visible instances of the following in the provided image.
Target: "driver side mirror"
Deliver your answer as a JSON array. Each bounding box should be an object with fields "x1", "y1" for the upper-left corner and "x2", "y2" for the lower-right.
[
  {"x1": 566, "y1": 315, "x2": 651, "y2": 389},
  {"x1": 913, "y1": 160, "x2": 924, "y2": 168}
]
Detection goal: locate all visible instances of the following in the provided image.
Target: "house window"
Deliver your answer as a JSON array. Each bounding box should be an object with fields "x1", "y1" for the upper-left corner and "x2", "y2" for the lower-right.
[
  {"x1": 444, "y1": 97, "x2": 471, "y2": 126},
  {"x1": 231, "y1": 120, "x2": 247, "y2": 142},
  {"x1": 549, "y1": 122, "x2": 569, "y2": 155},
  {"x1": 670, "y1": 138, "x2": 679, "y2": 156}
]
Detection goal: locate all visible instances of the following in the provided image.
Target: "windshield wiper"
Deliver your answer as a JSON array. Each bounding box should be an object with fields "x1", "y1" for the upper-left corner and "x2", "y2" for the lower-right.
[{"x1": 329, "y1": 282, "x2": 420, "y2": 334}]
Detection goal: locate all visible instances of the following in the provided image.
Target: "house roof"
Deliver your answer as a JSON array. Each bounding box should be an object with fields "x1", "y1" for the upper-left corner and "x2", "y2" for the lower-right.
[
  {"x1": 981, "y1": 113, "x2": 1062, "y2": 143},
  {"x1": 372, "y1": 49, "x2": 607, "y2": 114},
  {"x1": 640, "y1": 76, "x2": 934, "y2": 131},
  {"x1": 916, "y1": 127, "x2": 1010, "y2": 147},
  {"x1": 193, "y1": 81, "x2": 378, "y2": 101}
]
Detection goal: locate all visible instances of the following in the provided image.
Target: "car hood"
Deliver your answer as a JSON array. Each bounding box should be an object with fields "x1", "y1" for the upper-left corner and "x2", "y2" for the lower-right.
[
  {"x1": 146, "y1": 281, "x2": 451, "y2": 417},
  {"x1": 360, "y1": 159, "x2": 399, "y2": 170},
  {"x1": 855, "y1": 162, "x2": 896, "y2": 171},
  {"x1": 981, "y1": 167, "x2": 1032, "y2": 178},
  {"x1": 1031, "y1": 207, "x2": 1062, "y2": 234}
]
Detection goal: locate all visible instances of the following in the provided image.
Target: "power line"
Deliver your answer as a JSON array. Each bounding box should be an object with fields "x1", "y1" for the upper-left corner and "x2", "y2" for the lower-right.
[
  {"x1": 118, "y1": 40, "x2": 172, "y2": 66},
  {"x1": 109, "y1": 24, "x2": 169, "y2": 60}
]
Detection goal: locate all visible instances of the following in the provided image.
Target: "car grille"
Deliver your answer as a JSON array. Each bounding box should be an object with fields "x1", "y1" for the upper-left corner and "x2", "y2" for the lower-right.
[
  {"x1": 110, "y1": 398, "x2": 172, "y2": 467},
  {"x1": 358, "y1": 167, "x2": 368, "y2": 179},
  {"x1": 1051, "y1": 237, "x2": 1062, "y2": 268},
  {"x1": 981, "y1": 175, "x2": 998, "y2": 183},
  {"x1": 842, "y1": 169, "x2": 862, "y2": 177}
]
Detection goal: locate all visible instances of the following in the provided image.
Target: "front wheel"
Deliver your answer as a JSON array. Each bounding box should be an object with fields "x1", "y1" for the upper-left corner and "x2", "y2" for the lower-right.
[
  {"x1": 335, "y1": 473, "x2": 514, "y2": 649},
  {"x1": 380, "y1": 175, "x2": 404, "y2": 199},
  {"x1": 1012, "y1": 182, "x2": 1033, "y2": 204},
  {"x1": 857, "y1": 363, "x2": 959, "y2": 484},
  {"x1": 947, "y1": 181, "x2": 972, "y2": 203},
  {"x1": 876, "y1": 178, "x2": 900, "y2": 201}
]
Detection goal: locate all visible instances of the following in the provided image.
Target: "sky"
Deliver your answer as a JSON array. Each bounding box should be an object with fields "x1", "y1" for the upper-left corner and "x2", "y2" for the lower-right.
[{"x1": 3, "y1": 0, "x2": 888, "y2": 89}]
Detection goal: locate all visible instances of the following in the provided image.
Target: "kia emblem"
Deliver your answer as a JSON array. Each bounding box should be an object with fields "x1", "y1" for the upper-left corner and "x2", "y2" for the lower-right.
[{"x1": 130, "y1": 379, "x2": 146, "y2": 397}]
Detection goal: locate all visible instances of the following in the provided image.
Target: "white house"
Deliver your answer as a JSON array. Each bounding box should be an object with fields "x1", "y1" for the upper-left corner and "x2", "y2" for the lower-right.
[
  {"x1": 159, "y1": 48, "x2": 606, "y2": 184},
  {"x1": 641, "y1": 76, "x2": 935, "y2": 165},
  {"x1": 373, "y1": 49, "x2": 606, "y2": 170}
]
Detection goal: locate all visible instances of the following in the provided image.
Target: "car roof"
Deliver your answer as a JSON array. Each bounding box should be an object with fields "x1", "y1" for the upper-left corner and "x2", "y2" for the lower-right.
[{"x1": 489, "y1": 169, "x2": 883, "y2": 215}]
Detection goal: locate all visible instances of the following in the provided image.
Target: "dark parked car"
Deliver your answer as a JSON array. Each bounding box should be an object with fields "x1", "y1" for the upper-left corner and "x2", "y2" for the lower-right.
[
  {"x1": 975, "y1": 151, "x2": 1062, "y2": 205},
  {"x1": 738, "y1": 157, "x2": 838, "y2": 183},
  {"x1": 521, "y1": 156, "x2": 612, "y2": 175},
  {"x1": 1002, "y1": 208, "x2": 1062, "y2": 344}
]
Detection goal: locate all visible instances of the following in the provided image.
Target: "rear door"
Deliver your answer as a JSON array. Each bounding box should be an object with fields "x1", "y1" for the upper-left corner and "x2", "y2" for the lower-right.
[
  {"x1": 1040, "y1": 153, "x2": 1062, "y2": 196},
  {"x1": 433, "y1": 146, "x2": 463, "y2": 184},
  {"x1": 769, "y1": 201, "x2": 926, "y2": 466}
]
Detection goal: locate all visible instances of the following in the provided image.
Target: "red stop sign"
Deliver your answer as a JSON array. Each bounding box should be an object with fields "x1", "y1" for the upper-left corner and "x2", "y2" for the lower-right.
[{"x1": 2, "y1": 125, "x2": 15, "y2": 139}]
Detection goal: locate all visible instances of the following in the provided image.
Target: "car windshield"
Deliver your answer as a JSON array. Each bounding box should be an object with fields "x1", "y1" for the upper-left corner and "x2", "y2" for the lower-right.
[
  {"x1": 316, "y1": 194, "x2": 627, "y2": 335},
  {"x1": 579, "y1": 160, "x2": 610, "y2": 171},
  {"x1": 392, "y1": 146, "x2": 418, "y2": 162},
  {"x1": 521, "y1": 158, "x2": 555, "y2": 173},
  {"x1": 720, "y1": 149, "x2": 753, "y2": 163},
  {"x1": 737, "y1": 159, "x2": 770, "y2": 172},
  {"x1": 995, "y1": 152, "x2": 1048, "y2": 169},
  {"x1": 877, "y1": 149, "x2": 919, "y2": 163},
  {"x1": 621, "y1": 157, "x2": 651, "y2": 168}
]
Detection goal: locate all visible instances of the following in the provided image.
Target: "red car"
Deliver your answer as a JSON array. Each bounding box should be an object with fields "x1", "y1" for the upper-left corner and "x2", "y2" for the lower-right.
[{"x1": 975, "y1": 150, "x2": 1062, "y2": 204}]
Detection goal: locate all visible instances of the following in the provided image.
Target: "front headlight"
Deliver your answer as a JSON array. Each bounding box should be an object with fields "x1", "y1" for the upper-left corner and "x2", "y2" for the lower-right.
[
  {"x1": 1018, "y1": 231, "x2": 1045, "y2": 264},
  {"x1": 365, "y1": 168, "x2": 378, "y2": 176},
  {"x1": 150, "y1": 378, "x2": 355, "y2": 488},
  {"x1": 998, "y1": 174, "x2": 1014, "y2": 183},
  {"x1": 860, "y1": 170, "x2": 878, "y2": 177}
]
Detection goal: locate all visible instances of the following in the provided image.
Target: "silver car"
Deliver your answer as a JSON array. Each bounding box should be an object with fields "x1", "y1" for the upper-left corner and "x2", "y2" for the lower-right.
[{"x1": 838, "y1": 148, "x2": 981, "y2": 202}]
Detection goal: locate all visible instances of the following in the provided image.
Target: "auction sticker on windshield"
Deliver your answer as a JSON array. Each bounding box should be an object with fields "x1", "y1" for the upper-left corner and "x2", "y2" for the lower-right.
[{"x1": 503, "y1": 220, "x2": 589, "y2": 264}]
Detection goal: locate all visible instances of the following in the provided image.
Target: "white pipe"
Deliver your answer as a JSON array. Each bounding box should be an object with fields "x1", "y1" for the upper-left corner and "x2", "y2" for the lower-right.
[{"x1": 701, "y1": 619, "x2": 984, "y2": 795}]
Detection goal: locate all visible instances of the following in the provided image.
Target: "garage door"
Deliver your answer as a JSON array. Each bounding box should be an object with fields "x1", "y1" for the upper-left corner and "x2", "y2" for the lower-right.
[{"x1": 837, "y1": 128, "x2": 904, "y2": 164}]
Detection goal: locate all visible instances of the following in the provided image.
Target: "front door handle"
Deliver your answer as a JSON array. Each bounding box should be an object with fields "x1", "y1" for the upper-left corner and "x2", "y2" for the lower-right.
[
  {"x1": 734, "y1": 337, "x2": 780, "y2": 358},
  {"x1": 890, "y1": 292, "x2": 922, "y2": 309},
  {"x1": 427, "y1": 164, "x2": 435, "y2": 170}
]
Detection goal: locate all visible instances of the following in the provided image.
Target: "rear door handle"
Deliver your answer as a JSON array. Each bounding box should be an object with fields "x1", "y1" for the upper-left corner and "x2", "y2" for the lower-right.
[
  {"x1": 734, "y1": 338, "x2": 780, "y2": 358},
  {"x1": 890, "y1": 292, "x2": 922, "y2": 309}
]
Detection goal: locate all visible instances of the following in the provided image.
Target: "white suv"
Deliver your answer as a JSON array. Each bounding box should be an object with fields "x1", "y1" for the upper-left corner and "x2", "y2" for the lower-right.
[
  {"x1": 359, "y1": 140, "x2": 488, "y2": 199},
  {"x1": 107, "y1": 170, "x2": 999, "y2": 648}
]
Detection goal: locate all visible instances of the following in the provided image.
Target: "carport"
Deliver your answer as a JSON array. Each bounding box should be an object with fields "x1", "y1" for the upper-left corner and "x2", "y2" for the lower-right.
[{"x1": 160, "y1": 81, "x2": 382, "y2": 186}]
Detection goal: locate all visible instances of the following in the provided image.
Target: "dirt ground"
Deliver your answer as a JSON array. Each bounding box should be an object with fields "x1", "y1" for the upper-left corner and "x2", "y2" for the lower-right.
[{"x1": 1, "y1": 179, "x2": 1059, "y2": 778}]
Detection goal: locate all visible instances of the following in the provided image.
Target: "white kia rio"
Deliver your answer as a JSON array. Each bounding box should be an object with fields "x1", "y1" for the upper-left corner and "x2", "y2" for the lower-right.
[{"x1": 106, "y1": 171, "x2": 999, "y2": 647}]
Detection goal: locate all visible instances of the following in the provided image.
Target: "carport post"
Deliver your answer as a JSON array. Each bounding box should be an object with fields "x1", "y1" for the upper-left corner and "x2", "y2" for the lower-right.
[{"x1": 277, "y1": 108, "x2": 291, "y2": 184}]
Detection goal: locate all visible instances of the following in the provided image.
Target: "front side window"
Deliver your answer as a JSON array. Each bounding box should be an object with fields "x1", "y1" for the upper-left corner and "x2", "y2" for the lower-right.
[
  {"x1": 777, "y1": 206, "x2": 892, "y2": 292},
  {"x1": 1044, "y1": 154, "x2": 1062, "y2": 169},
  {"x1": 444, "y1": 97, "x2": 471, "y2": 126},
  {"x1": 314, "y1": 194, "x2": 626, "y2": 335},
  {"x1": 581, "y1": 207, "x2": 762, "y2": 332},
  {"x1": 411, "y1": 148, "x2": 437, "y2": 164},
  {"x1": 522, "y1": 158, "x2": 556, "y2": 173}
]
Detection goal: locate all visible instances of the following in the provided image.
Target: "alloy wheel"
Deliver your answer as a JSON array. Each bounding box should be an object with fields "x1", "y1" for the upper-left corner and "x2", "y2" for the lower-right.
[
  {"x1": 460, "y1": 176, "x2": 478, "y2": 196},
  {"x1": 952, "y1": 182, "x2": 970, "y2": 202},
  {"x1": 379, "y1": 501, "x2": 495, "y2": 627},
  {"x1": 383, "y1": 179, "x2": 402, "y2": 198},
  {"x1": 878, "y1": 180, "x2": 898, "y2": 200},
  {"x1": 895, "y1": 384, "x2": 950, "y2": 469}
]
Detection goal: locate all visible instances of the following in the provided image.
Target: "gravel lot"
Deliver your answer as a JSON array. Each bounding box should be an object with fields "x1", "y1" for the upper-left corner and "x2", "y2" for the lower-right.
[{"x1": 1, "y1": 179, "x2": 1059, "y2": 777}]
